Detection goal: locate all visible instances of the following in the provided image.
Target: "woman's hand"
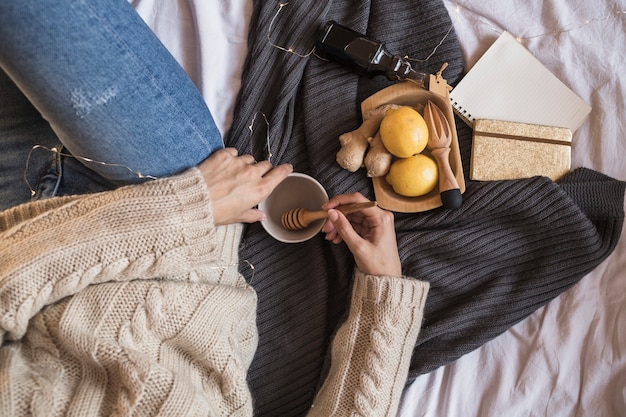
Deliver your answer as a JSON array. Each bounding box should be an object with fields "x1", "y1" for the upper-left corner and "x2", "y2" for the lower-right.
[
  {"x1": 322, "y1": 193, "x2": 402, "y2": 277},
  {"x1": 199, "y1": 148, "x2": 292, "y2": 226}
]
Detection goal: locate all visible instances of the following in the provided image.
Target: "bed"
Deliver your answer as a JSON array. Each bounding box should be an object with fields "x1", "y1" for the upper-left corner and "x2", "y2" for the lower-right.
[
  {"x1": 133, "y1": 0, "x2": 626, "y2": 415},
  {"x1": 397, "y1": 1, "x2": 626, "y2": 416}
]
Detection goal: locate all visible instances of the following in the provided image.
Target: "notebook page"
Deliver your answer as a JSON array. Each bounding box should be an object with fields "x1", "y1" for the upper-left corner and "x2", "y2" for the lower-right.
[{"x1": 449, "y1": 32, "x2": 591, "y2": 132}]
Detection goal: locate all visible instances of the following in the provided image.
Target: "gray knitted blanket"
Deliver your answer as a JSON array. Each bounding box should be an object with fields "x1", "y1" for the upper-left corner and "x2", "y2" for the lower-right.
[{"x1": 225, "y1": 1, "x2": 626, "y2": 416}]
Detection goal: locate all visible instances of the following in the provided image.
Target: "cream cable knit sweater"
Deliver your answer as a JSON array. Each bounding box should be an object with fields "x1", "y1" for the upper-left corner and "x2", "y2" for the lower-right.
[{"x1": 0, "y1": 168, "x2": 429, "y2": 417}]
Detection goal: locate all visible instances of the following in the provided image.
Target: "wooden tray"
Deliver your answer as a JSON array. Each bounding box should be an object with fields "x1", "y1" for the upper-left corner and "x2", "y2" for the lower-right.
[{"x1": 362, "y1": 76, "x2": 465, "y2": 212}]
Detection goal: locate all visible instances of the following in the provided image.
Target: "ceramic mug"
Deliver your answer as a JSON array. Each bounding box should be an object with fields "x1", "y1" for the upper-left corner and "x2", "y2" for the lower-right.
[{"x1": 259, "y1": 173, "x2": 329, "y2": 243}]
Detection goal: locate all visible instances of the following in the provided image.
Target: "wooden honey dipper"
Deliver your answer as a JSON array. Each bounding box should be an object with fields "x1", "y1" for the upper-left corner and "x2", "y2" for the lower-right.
[
  {"x1": 281, "y1": 201, "x2": 377, "y2": 231},
  {"x1": 424, "y1": 100, "x2": 462, "y2": 210}
]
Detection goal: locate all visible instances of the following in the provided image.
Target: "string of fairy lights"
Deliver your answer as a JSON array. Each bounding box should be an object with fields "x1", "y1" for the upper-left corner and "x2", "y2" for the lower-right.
[
  {"x1": 446, "y1": 1, "x2": 625, "y2": 42},
  {"x1": 268, "y1": 0, "x2": 625, "y2": 58},
  {"x1": 19, "y1": 1, "x2": 624, "y2": 282},
  {"x1": 26, "y1": 1, "x2": 624, "y2": 187}
]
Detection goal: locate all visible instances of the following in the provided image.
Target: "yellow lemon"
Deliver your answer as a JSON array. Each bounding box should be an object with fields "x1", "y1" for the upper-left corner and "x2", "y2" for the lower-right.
[
  {"x1": 379, "y1": 106, "x2": 429, "y2": 158},
  {"x1": 385, "y1": 154, "x2": 438, "y2": 197}
]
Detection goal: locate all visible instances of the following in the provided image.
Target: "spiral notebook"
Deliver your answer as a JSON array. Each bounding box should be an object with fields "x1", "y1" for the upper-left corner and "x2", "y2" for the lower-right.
[{"x1": 449, "y1": 31, "x2": 591, "y2": 132}]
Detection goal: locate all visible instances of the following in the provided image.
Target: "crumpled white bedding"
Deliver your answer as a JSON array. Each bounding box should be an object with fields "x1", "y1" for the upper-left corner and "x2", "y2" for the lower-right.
[
  {"x1": 134, "y1": 0, "x2": 626, "y2": 416},
  {"x1": 399, "y1": 1, "x2": 626, "y2": 416},
  {"x1": 131, "y1": 0, "x2": 252, "y2": 137}
]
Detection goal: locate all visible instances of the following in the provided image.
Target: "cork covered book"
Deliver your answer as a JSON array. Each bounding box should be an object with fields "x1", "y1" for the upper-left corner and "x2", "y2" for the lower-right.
[{"x1": 470, "y1": 119, "x2": 572, "y2": 181}]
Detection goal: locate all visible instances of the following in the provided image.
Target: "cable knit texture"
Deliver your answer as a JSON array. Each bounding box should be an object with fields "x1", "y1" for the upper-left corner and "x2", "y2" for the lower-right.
[
  {"x1": 309, "y1": 271, "x2": 429, "y2": 417},
  {"x1": 0, "y1": 168, "x2": 258, "y2": 416},
  {"x1": 0, "y1": 168, "x2": 429, "y2": 417},
  {"x1": 223, "y1": 1, "x2": 626, "y2": 414}
]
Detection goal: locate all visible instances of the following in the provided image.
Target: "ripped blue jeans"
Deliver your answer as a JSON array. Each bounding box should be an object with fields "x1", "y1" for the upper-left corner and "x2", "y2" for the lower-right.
[{"x1": 0, "y1": 0, "x2": 223, "y2": 210}]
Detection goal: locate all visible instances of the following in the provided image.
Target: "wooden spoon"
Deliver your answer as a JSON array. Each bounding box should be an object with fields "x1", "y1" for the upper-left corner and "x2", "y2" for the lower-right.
[
  {"x1": 424, "y1": 100, "x2": 462, "y2": 209},
  {"x1": 281, "y1": 201, "x2": 377, "y2": 231}
]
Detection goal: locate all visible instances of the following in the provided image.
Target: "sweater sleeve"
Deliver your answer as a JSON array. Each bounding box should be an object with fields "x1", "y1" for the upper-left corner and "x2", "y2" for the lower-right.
[
  {"x1": 308, "y1": 269, "x2": 429, "y2": 417},
  {"x1": 0, "y1": 168, "x2": 219, "y2": 342}
]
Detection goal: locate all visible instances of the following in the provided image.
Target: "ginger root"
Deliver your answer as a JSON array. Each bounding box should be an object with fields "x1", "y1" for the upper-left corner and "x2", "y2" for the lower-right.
[
  {"x1": 336, "y1": 130, "x2": 371, "y2": 172},
  {"x1": 364, "y1": 132, "x2": 393, "y2": 177},
  {"x1": 336, "y1": 103, "x2": 399, "y2": 172}
]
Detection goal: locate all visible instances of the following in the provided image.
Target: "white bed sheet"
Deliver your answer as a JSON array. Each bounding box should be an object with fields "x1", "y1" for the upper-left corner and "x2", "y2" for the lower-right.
[
  {"x1": 132, "y1": 0, "x2": 252, "y2": 137},
  {"x1": 399, "y1": 1, "x2": 626, "y2": 416},
  {"x1": 135, "y1": 1, "x2": 626, "y2": 416}
]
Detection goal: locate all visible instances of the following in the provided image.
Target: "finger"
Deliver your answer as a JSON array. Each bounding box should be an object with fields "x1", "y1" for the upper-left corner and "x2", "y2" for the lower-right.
[
  {"x1": 223, "y1": 147, "x2": 239, "y2": 157},
  {"x1": 238, "y1": 208, "x2": 267, "y2": 224},
  {"x1": 240, "y1": 154, "x2": 257, "y2": 164},
  {"x1": 261, "y1": 163, "x2": 293, "y2": 182},
  {"x1": 323, "y1": 227, "x2": 339, "y2": 242},
  {"x1": 322, "y1": 223, "x2": 342, "y2": 244},
  {"x1": 328, "y1": 209, "x2": 363, "y2": 251},
  {"x1": 322, "y1": 218, "x2": 342, "y2": 243},
  {"x1": 322, "y1": 192, "x2": 370, "y2": 210},
  {"x1": 252, "y1": 160, "x2": 275, "y2": 175},
  {"x1": 322, "y1": 218, "x2": 334, "y2": 234}
]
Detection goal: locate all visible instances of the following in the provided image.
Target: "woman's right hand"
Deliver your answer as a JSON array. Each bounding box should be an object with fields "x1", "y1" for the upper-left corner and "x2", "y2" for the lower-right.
[
  {"x1": 198, "y1": 148, "x2": 292, "y2": 226},
  {"x1": 322, "y1": 193, "x2": 402, "y2": 277}
]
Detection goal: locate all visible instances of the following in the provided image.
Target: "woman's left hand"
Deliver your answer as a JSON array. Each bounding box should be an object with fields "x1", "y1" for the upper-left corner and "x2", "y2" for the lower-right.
[{"x1": 199, "y1": 148, "x2": 292, "y2": 225}]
